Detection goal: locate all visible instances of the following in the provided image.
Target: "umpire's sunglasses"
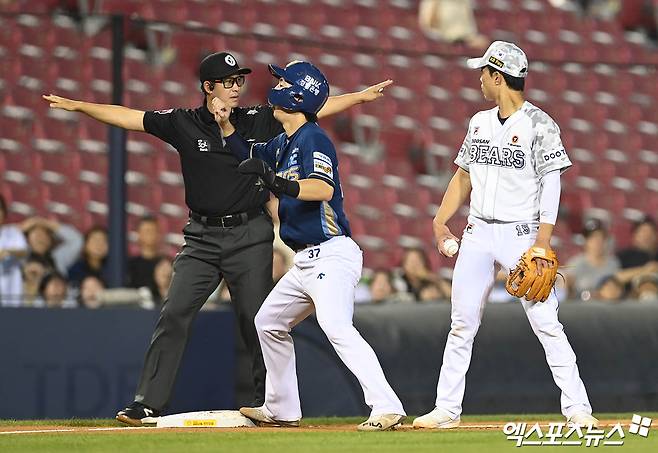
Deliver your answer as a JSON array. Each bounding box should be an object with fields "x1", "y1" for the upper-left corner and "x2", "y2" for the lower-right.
[{"x1": 215, "y1": 75, "x2": 246, "y2": 89}]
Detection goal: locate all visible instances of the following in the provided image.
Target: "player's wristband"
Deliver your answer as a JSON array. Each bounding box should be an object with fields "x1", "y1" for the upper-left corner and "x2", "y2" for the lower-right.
[{"x1": 271, "y1": 176, "x2": 300, "y2": 198}]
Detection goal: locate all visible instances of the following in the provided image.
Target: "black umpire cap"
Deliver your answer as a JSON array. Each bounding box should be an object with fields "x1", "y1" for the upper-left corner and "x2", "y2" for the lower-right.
[{"x1": 199, "y1": 52, "x2": 252, "y2": 82}]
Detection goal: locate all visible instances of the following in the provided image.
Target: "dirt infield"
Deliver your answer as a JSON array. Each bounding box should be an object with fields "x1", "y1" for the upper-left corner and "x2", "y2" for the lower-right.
[{"x1": 1, "y1": 419, "x2": 651, "y2": 435}]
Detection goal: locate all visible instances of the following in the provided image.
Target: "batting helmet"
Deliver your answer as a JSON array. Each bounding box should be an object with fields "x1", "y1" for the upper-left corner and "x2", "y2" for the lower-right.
[{"x1": 267, "y1": 61, "x2": 329, "y2": 115}]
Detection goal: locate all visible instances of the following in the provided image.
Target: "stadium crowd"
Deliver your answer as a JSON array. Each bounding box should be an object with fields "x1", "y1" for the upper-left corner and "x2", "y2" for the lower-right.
[
  {"x1": 1, "y1": 0, "x2": 657, "y2": 309},
  {"x1": 2, "y1": 192, "x2": 656, "y2": 308}
]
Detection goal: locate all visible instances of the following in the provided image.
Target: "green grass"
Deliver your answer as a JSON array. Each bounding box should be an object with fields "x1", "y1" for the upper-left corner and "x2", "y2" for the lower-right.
[
  {"x1": 1, "y1": 414, "x2": 656, "y2": 453},
  {"x1": 2, "y1": 413, "x2": 656, "y2": 426}
]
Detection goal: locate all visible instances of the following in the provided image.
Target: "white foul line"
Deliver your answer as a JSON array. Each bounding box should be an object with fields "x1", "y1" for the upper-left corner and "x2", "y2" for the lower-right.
[{"x1": 0, "y1": 427, "x2": 150, "y2": 435}]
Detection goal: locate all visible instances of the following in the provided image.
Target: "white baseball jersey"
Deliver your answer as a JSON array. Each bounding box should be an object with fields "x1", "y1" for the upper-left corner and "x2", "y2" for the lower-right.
[{"x1": 454, "y1": 101, "x2": 571, "y2": 222}]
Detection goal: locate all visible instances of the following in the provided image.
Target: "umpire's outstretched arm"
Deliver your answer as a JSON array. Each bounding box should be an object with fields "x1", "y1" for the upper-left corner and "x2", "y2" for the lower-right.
[{"x1": 42, "y1": 94, "x2": 146, "y2": 132}]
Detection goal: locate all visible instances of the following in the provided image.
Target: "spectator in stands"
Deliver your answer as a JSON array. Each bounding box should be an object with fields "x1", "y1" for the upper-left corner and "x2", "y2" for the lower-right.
[
  {"x1": 355, "y1": 269, "x2": 412, "y2": 304},
  {"x1": 21, "y1": 217, "x2": 83, "y2": 275},
  {"x1": 394, "y1": 248, "x2": 451, "y2": 302},
  {"x1": 151, "y1": 257, "x2": 173, "y2": 306},
  {"x1": 68, "y1": 226, "x2": 110, "y2": 287},
  {"x1": 37, "y1": 271, "x2": 75, "y2": 308},
  {"x1": 78, "y1": 275, "x2": 105, "y2": 309},
  {"x1": 272, "y1": 247, "x2": 290, "y2": 284},
  {"x1": 127, "y1": 216, "x2": 164, "y2": 294},
  {"x1": 632, "y1": 274, "x2": 658, "y2": 303},
  {"x1": 0, "y1": 195, "x2": 28, "y2": 307},
  {"x1": 617, "y1": 0, "x2": 657, "y2": 42},
  {"x1": 418, "y1": 281, "x2": 448, "y2": 303},
  {"x1": 617, "y1": 216, "x2": 657, "y2": 269},
  {"x1": 21, "y1": 254, "x2": 52, "y2": 308},
  {"x1": 418, "y1": 0, "x2": 488, "y2": 48},
  {"x1": 369, "y1": 270, "x2": 396, "y2": 304},
  {"x1": 548, "y1": 0, "x2": 619, "y2": 19},
  {"x1": 594, "y1": 275, "x2": 625, "y2": 302},
  {"x1": 565, "y1": 219, "x2": 620, "y2": 299}
]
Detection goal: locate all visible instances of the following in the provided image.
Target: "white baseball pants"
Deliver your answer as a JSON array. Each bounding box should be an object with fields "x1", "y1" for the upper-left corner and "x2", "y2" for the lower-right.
[
  {"x1": 255, "y1": 236, "x2": 405, "y2": 421},
  {"x1": 435, "y1": 216, "x2": 593, "y2": 418}
]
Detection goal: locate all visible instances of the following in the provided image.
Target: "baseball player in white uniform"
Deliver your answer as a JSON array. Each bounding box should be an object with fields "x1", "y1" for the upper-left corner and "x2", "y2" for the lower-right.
[{"x1": 413, "y1": 42, "x2": 598, "y2": 429}]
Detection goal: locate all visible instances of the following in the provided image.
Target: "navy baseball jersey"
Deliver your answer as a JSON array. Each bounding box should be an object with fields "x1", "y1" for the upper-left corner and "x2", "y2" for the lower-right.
[{"x1": 252, "y1": 122, "x2": 351, "y2": 248}]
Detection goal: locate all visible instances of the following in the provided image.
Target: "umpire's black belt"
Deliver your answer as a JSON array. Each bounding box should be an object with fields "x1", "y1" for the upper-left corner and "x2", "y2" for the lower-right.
[{"x1": 190, "y1": 208, "x2": 262, "y2": 228}]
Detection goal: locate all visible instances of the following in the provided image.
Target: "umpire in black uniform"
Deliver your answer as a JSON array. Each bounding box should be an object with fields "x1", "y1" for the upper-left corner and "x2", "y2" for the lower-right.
[{"x1": 43, "y1": 51, "x2": 393, "y2": 425}]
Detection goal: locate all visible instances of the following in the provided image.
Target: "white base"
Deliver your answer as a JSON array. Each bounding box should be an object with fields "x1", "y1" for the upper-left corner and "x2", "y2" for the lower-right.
[{"x1": 149, "y1": 410, "x2": 256, "y2": 428}]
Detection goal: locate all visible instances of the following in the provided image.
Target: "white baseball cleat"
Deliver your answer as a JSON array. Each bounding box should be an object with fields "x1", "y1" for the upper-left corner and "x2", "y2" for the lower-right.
[
  {"x1": 357, "y1": 413, "x2": 404, "y2": 431},
  {"x1": 413, "y1": 407, "x2": 461, "y2": 429},
  {"x1": 567, "y1": 412, "x2": 599, "y2": 428},
  {"x1": 239, "y1": 406, "x2": 300, "y2": 428}
]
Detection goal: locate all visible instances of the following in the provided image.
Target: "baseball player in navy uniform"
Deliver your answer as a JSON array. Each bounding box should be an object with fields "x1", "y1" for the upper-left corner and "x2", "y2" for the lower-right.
[{"x1": 215, "y1": 61, "x2": 405, "y2": 431}]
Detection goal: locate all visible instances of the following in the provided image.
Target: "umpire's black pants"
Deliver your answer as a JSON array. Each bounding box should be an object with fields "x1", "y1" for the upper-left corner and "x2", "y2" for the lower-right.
[{"x1": 133, "y1": 212, "x2": 274, "y2": 410}]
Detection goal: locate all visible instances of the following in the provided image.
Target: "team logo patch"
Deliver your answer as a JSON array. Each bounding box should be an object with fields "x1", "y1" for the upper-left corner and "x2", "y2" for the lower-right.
[
  {"x1": 224, "y1": 54, "x2": 236, "y2": 66},
  {"x1": 465, "y1": 223, "x2": 474, "y2": 234},
  {"x1": 512, "y1": 135, "x2": 518, "y2": 143},
  {"x1": 197, "y1": 139, "x2": 209, "y2": 152},
  {"x1": 154, "y1": 109, "x2": 173, "y2": 114},
  {"x1": 473, "y1": 126, "x2": 479, "y2": 135},
  {"x1": 246, "y1": 109, "x2": 258, "y2": 115}
]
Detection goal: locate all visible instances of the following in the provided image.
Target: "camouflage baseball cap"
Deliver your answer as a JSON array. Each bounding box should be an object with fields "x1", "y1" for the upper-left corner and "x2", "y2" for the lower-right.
[{"x1": 466, "y1": 41, "x2": 528, "y2": 78}]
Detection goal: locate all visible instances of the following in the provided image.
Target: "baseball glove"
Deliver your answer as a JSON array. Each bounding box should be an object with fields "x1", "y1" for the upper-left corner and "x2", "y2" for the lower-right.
[{"x1": 505, "y1": 247, "x2": 559, "y2": 302}]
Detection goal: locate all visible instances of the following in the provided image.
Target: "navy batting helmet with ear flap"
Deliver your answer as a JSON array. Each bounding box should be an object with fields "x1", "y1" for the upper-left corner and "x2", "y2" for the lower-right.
[{"x1": 267, "y1": 61, "x2": 329, "y2": 115}]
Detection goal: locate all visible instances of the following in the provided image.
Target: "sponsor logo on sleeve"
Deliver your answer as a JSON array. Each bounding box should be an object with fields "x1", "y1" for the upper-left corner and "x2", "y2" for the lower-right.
[
  {"x1": 312, "y1": 151, "x2": 334, "y2": 178},
  {"x1": 313, "y1": 151, "x2": 332, "y2": 165},
  {"x1": 543, "y1": 149, "x2": 565, "y2": 162},
  {"x1": 313, "y1": 161, "x2": 333, "y2": 178}
]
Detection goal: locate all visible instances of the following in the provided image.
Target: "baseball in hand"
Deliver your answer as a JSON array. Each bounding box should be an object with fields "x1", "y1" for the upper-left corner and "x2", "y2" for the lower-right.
[{"x1": 443, "y1": 238, "x2": 459, "y2": 257}]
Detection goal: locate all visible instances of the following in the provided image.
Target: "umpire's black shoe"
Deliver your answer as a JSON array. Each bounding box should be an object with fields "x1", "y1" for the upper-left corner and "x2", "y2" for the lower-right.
[{"x1": 116, "y1": 401, "x2": 160, "y2": 426}]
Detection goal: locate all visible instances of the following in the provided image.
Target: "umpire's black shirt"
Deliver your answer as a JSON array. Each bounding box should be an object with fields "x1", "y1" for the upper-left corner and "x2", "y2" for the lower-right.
[{"x1": 143, "y1": 103, "x2": 284, "y2": 216}]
